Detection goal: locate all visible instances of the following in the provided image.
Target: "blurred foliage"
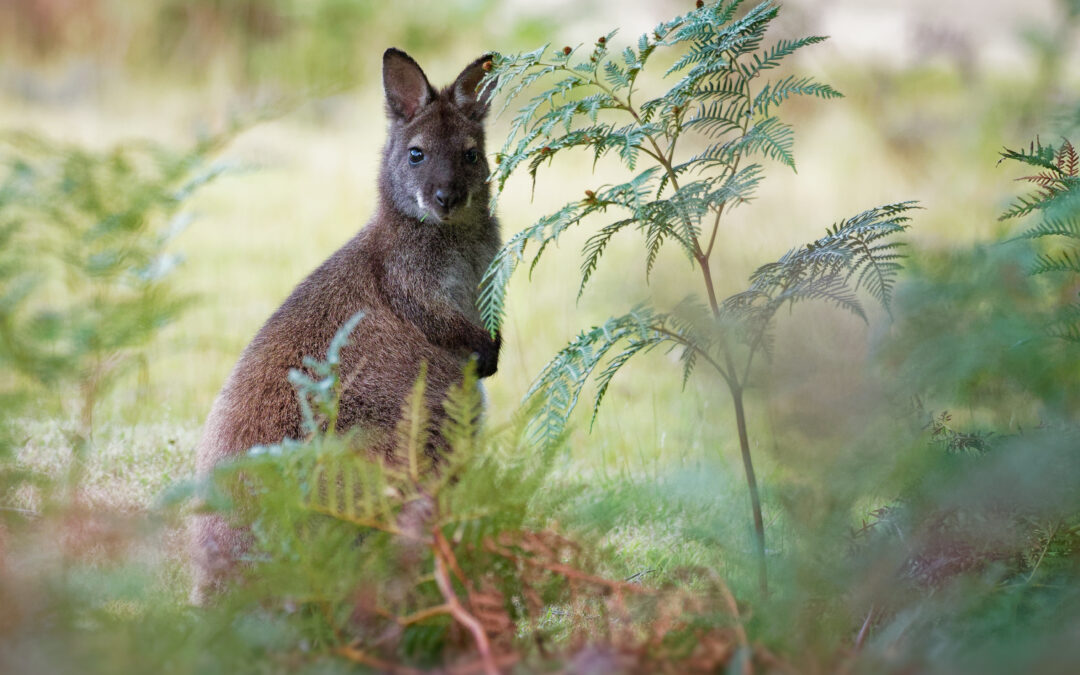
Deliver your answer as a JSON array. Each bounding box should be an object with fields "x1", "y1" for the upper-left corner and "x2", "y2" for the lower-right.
[
  {"x1": 0, "y1": 0, "x2": 556, "y2": 92},
  {"x1": 0, "y1": 132, "x2": 228, "y2": 440}
]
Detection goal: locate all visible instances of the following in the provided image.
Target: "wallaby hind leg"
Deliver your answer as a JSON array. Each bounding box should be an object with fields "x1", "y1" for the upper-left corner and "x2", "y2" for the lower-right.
[{"x1": 188, "y1": 512, "x2": 251, "y2": 606}]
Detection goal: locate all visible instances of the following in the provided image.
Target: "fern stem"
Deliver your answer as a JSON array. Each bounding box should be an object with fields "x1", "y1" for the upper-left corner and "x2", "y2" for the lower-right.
[
  {"x1": 696, "y1": 249, "x2": 722, "y2": 318},
  {"x1": 731, "y1": 381, "x2": 768, "y2": 595},
  {"x1": 651, "y1": 324, "x2": 734, "y2": 386}
]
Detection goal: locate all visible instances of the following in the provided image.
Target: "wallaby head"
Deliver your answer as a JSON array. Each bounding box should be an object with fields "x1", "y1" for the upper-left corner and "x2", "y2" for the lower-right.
[{"x1": 380, "y1": 48, "x2": 494, "y2": 226}]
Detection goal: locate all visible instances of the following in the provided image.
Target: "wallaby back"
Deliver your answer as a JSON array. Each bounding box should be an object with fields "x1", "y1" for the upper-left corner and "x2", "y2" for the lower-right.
[{"x1": 190, "y1": 48, "x2": 501, "y2": 603}]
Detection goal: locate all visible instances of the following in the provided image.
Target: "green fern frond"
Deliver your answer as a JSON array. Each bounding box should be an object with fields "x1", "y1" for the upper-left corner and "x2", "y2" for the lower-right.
[
  {"x1": 590, "y1": 337, "x2": 664, "y2": 429},
  {"x1": 395, "y1": 363, "x2": 432, "y2": 479},
  {"x1": 682, "y1": 98, "x2": 750, "y2": 138},
  {"x1": 478, "y1": 238, "x2": 518, "y2": 335},
  {"x1": 1014, "y1": 214, "x2": 1080, "y2": 240},
  {"x1": 752, "y1": 75, "x2": 842, "y2": 116},
  {"x1": 740, "y1": 35, "x2": 828, "y2": 78},
  {"x1": 999, "y1": 139, "x2": 1063, "y2": 174},
  {"x1": 1000, "y1": 191, "x2": 1056, "y2": 221},
  {"x1": 524, "y1": 307, "x2": 661, "y2": 444},
  {"x1": 1030, "y1": 250, "x2": 1080, "y2": 275},
  {"x1": 776, "y1": 274, "x2": 867, "y2": 321},
  {"x1": 1046, "y1": 302, "x2": 1080, "y2": 342},
  {"x1": 723, "y1": 116, "x2": 796, "y2": 169},
  {"x1": 441, "y1": 361, "x2": 483, "y2": 456},
  {"x1": 730, "y1": 202, "x2": 917, "y2": 325},
  {"x1": 579, "y1": 218, "x2": 636, "y2": 298}
]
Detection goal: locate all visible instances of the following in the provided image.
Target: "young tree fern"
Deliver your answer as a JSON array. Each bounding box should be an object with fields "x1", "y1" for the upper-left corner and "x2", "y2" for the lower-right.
[{"x1": 478, "y1": 0, "x2": 917, "y2": 593}]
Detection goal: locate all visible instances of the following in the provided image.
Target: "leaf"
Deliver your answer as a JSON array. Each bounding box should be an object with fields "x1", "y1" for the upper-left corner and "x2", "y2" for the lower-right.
[
  {"x1": 1057, "y1": 138, "x2": 1079, "y2": 177},
  {"x1": 739, "y1": 35, "x2": 828, "y2": 78},
  {"x1": 722, "y1": 117, "x2": 796, "y2": 169},
  {"x1": 1030, "y1": 250, "x2": 1080, "y2": 275},
  {"x1": 999, "y1": 139, "x2": 1062, "y2": 174},
  {"x1": 752, "y1": 75, "x2": 842, "y2": 116}
]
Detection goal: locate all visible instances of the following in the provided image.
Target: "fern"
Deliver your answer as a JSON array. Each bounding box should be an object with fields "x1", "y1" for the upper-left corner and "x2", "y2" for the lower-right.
[
  {"x1": 1000, "y1": 137, "x2": 1080, "y2": 342},
  {"x1": 478, "y1": 0, "x2": 915, "y2": 594}
]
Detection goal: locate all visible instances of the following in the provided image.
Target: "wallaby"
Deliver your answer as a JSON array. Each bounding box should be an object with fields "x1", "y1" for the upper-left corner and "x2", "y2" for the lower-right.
[{"x1": 190, "y1": 48, "x2": 501, "y2": 604}]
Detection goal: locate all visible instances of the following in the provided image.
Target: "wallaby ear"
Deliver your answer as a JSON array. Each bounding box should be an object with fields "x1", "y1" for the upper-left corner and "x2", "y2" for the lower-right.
[
  {"x1": 450, "y1": 53, "x2": 495, "y2": 121},
  {"x1": 383, "y1": 48, "x2": 435, "y2": 122}
]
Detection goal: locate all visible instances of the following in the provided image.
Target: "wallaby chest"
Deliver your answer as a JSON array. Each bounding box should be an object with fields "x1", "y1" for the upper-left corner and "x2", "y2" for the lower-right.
[{"x1": 391, "y1": 227, "x2": 493, "y2": 324}]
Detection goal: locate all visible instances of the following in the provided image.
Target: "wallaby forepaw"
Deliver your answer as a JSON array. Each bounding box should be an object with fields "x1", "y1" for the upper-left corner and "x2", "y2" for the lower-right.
[{"x1": 474, "y1": 332, "x2": 501, "y2": 378}]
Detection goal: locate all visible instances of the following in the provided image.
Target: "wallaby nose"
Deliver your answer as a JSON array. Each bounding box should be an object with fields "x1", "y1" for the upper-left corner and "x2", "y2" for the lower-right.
[{"x1": 433, "y1": 188, "x2": 461, "y2": 213}]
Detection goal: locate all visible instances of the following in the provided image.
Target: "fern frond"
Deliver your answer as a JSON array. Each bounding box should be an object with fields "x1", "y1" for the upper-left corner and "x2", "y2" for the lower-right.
[
  {"x1": 579, "y1": 218, "x2": 636, "y2": 298},
  {"x1": 395, "y1": 363, "x2": 431, "y2": 479},
  {"x1": 479, "y1": 241, "x2": 517, "y2": 334},
  {"x1": 999, "y1": 139, "x2": 1062, "y2": 174},
  {"x1": 1017, "y1": 172, "x2": 1069, "y2": 190},
  {"x1": 1000, "y1": 191, "x2": 1055, "y2": 221},
  {"x1": 524, "y1": 307, "x2": 661, "y2": 445},
  {"x1": 722, "y1": 116, "x2": 796, "y2": 169},
  {"x1": 729, "y1": 202, "x2": 917, "y2": 329},
  {"x1": 1057, "y1": 138, "x2": 1079, "y2": 177},
  {"x1": 1015, "y1": 214, "x2": 1080, "y2": 240},
  {"x1": 589, "y1": 337, "x2": 663, "y2": 429},
  {"x1": 1030, "y1": 250, "x2": 1080, "y2": 275},
  {"x1": 1046, "y1": 301, "x2": 1080, "y2": 342},
  {"x1": 682, "y1": 98, "x2": 749, "y2": 139},
  {"x1": 739, "y1": 35, "x2": 828, "y2": 78},
  {"x1": 752, "y1": 75, "x2": 842, "y2": 116}
]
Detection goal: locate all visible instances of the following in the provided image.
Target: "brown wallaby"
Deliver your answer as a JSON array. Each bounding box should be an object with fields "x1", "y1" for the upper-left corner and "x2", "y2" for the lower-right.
[{"x1": 189, "y1": 48, "x2": 501, "y2": 604}]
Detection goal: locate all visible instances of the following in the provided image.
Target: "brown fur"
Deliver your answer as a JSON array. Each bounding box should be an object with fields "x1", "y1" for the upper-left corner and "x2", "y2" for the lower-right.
[{"x1": 189, "y1": 49, "x2": 500, "y2": 604}]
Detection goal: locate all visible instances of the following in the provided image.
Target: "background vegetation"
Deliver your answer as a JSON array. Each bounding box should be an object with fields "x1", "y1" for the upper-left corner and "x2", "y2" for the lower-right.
[{"x1": 1, "y1": 0, "x2": 1078, "y2": 672}]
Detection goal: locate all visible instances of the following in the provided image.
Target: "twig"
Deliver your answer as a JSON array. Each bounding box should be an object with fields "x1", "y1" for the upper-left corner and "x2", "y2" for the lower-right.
[
  {"x1": 433, "y1": 549, "x2": 500, "y2": 675},
  {"x1": 854, "y1": 605, "x2": 876, "y2": 651},
  {"x1": 335, "y1": 643, "x2": 424, "y2": 675},
  {"x1": 397, "y1": 603, "x2": 452, "y2": 626},
  {"x1": 624, "y1": 568, "x2": 657, "y2": 583},
  {"x1": 434, "y1": 528, "x2": 472, "y2": 590},
  {"x1": 485, "y1": 539, "x2": 647, "y2": 595}
]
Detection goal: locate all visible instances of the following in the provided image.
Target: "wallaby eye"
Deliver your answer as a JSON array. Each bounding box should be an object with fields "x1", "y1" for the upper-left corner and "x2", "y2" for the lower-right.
[
  {"x1": 464, "y1": 148, "x2": 479, "y2": 164},
  {"x1": 408, "y1": 147, "x2": 425, "y2": 164}
]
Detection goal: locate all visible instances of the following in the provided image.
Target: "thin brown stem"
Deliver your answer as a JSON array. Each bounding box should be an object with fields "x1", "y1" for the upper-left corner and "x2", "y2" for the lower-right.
[
  {"x1": 705, "y1": 202, "x2": 726, "y2": 258},
  {"x1": 335, "y1": 644, "x2": 424, "y2": 675},
  {"x1": 696, "y1": 250, "x2": 723, "y2": 317},
  {"x1": 433, "y1": 547, "x2": 500, "y2": 675},
  {"x1": 731, "y1": 383, "x2": 768, "y2": 595},
  {"x1": 854, "y1": 605, "x2": 876, "y2": 651},
  {"x1": 484, "y1": 538, "x2": 647, "y2": 596},
  {"x1": 397, "y1": 604, "x2": 452, "y2": 626}
]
